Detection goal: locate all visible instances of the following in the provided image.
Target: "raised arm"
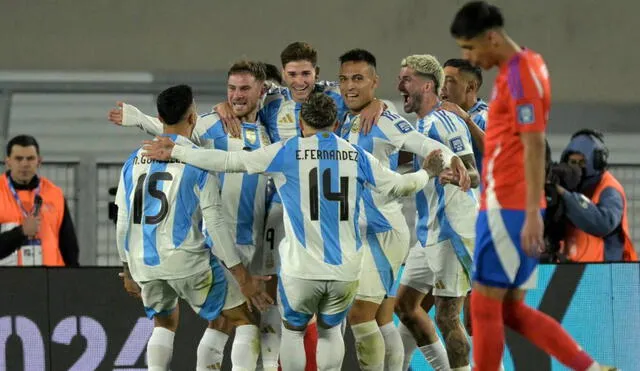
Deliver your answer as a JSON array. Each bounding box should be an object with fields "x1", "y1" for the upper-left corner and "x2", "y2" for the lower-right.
[{"x1": 360, "y1": 150, "x2": 430, "y2": 198}]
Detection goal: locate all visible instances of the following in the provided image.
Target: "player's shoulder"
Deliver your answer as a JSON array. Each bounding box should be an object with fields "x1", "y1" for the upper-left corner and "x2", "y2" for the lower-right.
[
  {"x1": 262, "y1": 89, "x2": 287, "y2": 107},
  {"x1": 377, "y1": 108, "x2": 414, "y2": 134},
  {"x1": 431, "y1": 108, "x2": 467, "y2": 131}
]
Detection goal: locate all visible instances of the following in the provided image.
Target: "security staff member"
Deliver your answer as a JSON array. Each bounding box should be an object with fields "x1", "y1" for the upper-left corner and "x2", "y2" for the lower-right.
[
  {"x1": 0, "y1": 135, "x2": 79, "y2": 266},
  {"x1": 557, "y1": 129, "x2": 637, "y2": 262}
]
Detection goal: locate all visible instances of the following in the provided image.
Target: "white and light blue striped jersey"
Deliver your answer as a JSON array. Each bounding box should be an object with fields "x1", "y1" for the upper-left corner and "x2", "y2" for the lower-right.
[
  {"x1": 171, "y1": 132, "x2": 429, "y2": 281},
  {"x1": 121, "y1": 104, "x2": 270, "y2": 249},
  {"x1": 468, "y1": 99, "x2": 489, "y2": 176},
  {"x1": 413, "y1": 107, "x2": 478, "y2": 248},
  {"x1": 340, "y1": 109, "x2": 414, "y2": 233},
  {"x1": 259, "y1": 81, "x2": 348, "y2": 143},
  {"x1": 115, "y1": 135, "x2": 224, "y2": 283},
  {"x1": 195, "y1": 113, "x2": 270, "y2": 248}
]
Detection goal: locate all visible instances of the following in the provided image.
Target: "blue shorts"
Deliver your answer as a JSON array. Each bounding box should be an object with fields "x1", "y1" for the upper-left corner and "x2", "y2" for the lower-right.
[{"x1": 473, "y1": 209, "x2": 542, "y2": 289}]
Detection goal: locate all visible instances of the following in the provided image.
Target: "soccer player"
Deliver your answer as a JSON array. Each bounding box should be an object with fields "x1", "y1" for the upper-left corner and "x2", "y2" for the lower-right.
[
  {"x1": 450, "y1": 2, "x2": 614, "y2": 370},
  {"x1": 115, "y1": 84, "x2": 271, "y2": 371},
  {"x1": 143, "y1": 92, "x2": 440, "y2": 371},
  {"x1": 215, "y1": 42, "x2": 387, "y2": 370},
  {"x1": 337, "y1": 49, "x2": 471, "y2": 371},
  {"x1": 394, "y1": 54, "x2": 480, "y2": 371},
  {"x1": 439, "y1": 58, "x2": 488, "y2": 177},
  {"x1": 109, "y1": 61, "x2": 282, "y2": 371}
]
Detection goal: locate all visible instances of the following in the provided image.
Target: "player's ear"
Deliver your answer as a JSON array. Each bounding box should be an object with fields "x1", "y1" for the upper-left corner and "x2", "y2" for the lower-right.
[
  {"x1": 157, "y1": 115, "x2": 167, "y2": 126},
  {"x1": 372, "y1": 74, "x2": 380, "y2": 89},
  {"x1": 315, "y1": 66, "x2": 320, "y2": 81}
]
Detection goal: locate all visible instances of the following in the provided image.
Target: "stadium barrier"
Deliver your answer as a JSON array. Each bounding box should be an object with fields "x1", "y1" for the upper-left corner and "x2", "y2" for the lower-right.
[{"x1": 1, "y1": 263, "x2": 638, "y2": 370}]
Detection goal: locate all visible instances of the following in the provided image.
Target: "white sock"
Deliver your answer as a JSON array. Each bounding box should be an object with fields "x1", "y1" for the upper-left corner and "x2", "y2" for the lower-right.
[
  {"x1": 197, "y1": 328, "x2": 229, "y2": 371},
  {"x1": 351, "y1": 321, "x2": 385, "y2": 371},
  {"x1": 231, "y1": 324, "x2": 260, "y2": 371},
  {"x1": 146, "y1": 327, "x2": 175, "y2": 371},
  {"x1": 379, "y1": 322, "x2": 404, "y2": 371},
  {"x1": 260, "y1": 306, "x2": 281, "y2": 371},
  {"x1": 398, "y1": 322, "x2": 418, "y2": 371},
  {"x1": 317, "y1": 325, "x2": 345, "y2": 371},
  {"x1": 418, "y1": 341, "x2": 449, "y2": 371},
  {"x1": 280, "y1": 326, "x2": 306, "y2": 371}
]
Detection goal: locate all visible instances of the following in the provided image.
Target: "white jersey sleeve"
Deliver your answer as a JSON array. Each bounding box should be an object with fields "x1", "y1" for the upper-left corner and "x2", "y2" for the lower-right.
[
  {"x1": 115, "y1": 153, "x2": 136, "y2": 264},
  {"x1": 359, "y1": 149, "x2": 429, "y2": 198},
  {"x1": 199, "y1": 172, "x2": 241, "y2": 268}
]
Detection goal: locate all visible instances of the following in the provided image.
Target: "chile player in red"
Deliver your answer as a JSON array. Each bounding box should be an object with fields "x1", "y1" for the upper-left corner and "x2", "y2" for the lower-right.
[{"x1": 449, "y1": 2, "x2": 615, "y2": 370}]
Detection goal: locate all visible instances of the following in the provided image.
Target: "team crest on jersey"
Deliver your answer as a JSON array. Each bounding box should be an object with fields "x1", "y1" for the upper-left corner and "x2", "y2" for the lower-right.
[
  {"x1": 449, "y1": 136, "x2": 466, "y2": 153},
  {"x1": 244, "y1": 128, "x2": 257, "y2": 145},
  {"x1": 517, "y1": 104, "x2": 535, "y2": 125},
  {"x1": 350, "y1": 117, "x2": 361, "y2": 133},
  {"x1": 395, "y1": 120, "x2": 413, "y2": 134}
]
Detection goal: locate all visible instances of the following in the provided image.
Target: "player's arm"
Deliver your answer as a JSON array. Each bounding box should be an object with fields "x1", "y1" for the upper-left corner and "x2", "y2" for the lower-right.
[
  {"x1": 393, "y1": 123, "x2": 471, "y2": 190},
  {"x1": 144, "y1": 136, "x2": 285, "y2": 175},
  {"x1": 359, "y1": 149, "x2": 429, "y2": 198},
  {"x1": 199, "y1": 173, "x2": 273, "y2": 311},
  {"x1": 114, "y1": 163, "x2": 140, "y2": 298},
  {"x1": 439, "y1": 101, "x2": 486, "y2": 154}
]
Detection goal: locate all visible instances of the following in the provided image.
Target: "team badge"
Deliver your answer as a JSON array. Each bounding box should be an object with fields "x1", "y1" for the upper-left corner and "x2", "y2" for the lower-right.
[
  {"x1": 244, "y1": 128, "x2": 257, "y2": 145},
  {"x1": 351, "y1": 117, "x2": 361, "y2": 133}
]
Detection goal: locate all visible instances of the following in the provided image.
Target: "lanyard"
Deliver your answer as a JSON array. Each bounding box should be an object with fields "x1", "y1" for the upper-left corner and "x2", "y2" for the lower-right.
[{"x1": 6, "y1": 177, "x2": 40, "y2": 217}]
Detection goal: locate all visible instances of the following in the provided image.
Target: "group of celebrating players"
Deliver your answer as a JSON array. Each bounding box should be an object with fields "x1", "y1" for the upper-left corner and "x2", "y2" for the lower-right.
[{"x1": 107, "y1": 2, "x2": 616, "y2": 370}]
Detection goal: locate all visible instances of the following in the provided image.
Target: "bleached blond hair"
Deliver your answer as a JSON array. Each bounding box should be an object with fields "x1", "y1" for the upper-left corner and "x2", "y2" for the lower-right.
[{"x1": 400, "y1": 54, "x2": 444, "y2": 95}]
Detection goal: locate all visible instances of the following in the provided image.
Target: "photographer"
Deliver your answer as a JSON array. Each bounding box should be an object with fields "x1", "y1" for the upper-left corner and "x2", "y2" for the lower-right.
[{"x1": 552, "y1": 129, "x2": 637, "y2": 262}]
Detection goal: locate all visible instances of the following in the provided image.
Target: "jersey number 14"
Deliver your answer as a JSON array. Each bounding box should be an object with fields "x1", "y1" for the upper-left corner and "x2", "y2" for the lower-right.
[{"x1": 308, "y1": 167, "x2": 349, "y2": 222}]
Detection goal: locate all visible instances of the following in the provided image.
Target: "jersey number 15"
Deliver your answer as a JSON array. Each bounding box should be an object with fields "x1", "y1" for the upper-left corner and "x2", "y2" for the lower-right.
[{"x1": 132, "y1": 172, "x2": 173, "y2": 225}]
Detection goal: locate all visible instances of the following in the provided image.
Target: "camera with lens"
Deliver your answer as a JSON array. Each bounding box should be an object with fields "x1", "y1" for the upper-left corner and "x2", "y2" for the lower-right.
[{"x1": 541, "y1": 157, "x2": 582, "y2": 263}]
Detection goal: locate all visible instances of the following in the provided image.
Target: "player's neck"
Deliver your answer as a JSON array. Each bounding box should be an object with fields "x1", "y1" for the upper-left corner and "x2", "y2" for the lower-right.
[
  {"x1": 163, "y1": 122, "x2": 192, "y2": 138},
  {"x1": 237, "y1": 109, "x2": 258, "y2": 124},
  {"x1": 302, "y1": 127, "x2": 332, "y2": 137},
  {"x1": 417, "y1": 94, "x2": 439, "y2": 118},
  {"x1": 496, "y1": 36, "x2": 523, "y2": 66},
  {"x1": 461, "y1": 96, "x2": 478, "y2": 112},
  {"x1": 349, "y1": 98, "x2": 376, "y2": 115}
]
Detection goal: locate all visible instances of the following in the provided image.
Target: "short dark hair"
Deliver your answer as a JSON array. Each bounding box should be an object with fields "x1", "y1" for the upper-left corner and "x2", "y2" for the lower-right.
[
  {"x1": 263, "y1": 63, "x2": 283, "y2": 85},
  {"x1": 6, "y1": 135, "x2": 40, "y2": 156},
  {"x1": 280, "y1": 42, "x2": 318, "y2": 67},
  {"x1": 228, "y1": 60, "x2": 267, "y2": 82},
  {"x1": 300, "y1": 93, "x2": 337, "y2": 130},
  {"x1": 443, "y1": 58, "x2": 483, "y2": 88},
  {"x1": 339, "y1": 49, "x2": 377, "y2": 69},
  {"x1": 450, "y1": 1, "x2": 504, "y2": 40},
  {"x1": 156, "y1": 84, "x2": 194, "y2": 126}
]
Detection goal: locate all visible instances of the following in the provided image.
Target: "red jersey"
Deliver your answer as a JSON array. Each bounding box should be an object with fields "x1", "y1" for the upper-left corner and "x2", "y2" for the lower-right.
[{"x1": 481, "y1": 48, "x2": 550, "y2": 211}]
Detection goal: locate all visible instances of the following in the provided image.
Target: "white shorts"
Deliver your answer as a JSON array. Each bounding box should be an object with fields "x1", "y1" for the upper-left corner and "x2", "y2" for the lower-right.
[
  {"x1": 356, "y1": 220, "x2": 410, "y2": 304},
  {"x1": 140, "y1": 256, "x2": 245, "y2": 321},
  {"x1": 400, "y1": 238, "x2": 473, "y2": 298},
  {"x1": 278, "y1": 273, "x2": 358, "y2": 329},
  {"x1": 258, "y1": 201, "x2": 284, "y2": 276}
]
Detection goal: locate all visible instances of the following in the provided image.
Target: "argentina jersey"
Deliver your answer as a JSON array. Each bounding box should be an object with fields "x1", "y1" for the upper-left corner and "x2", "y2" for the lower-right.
[
  {"x1": 120, "y1": 104, "x2": 270, "y2": 251},
  {"x1": 197, "y1": 113, "x2": 270, "y2": 248},
  {"x1": 468, "y1": 99, "x2": 489, "y2": 176},
  {"x1": 259, "y1": 81, "x2": 348, "y2": 143},
  {"x1": 115, "y1": 135, "x2": 221, "y2": 283},
  {"x1": 340, "y1": 109, "x2": 414, "y2": 233},
  {"x1": 413, "y1": 108, "x2": 479, "y2": 248},
  {"x1": 221, "y1": 132, "x2": 425, "y2": 281}
]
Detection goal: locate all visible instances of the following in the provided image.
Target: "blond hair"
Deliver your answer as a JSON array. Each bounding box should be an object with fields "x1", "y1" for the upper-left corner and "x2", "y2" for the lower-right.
[{"x1": 400, "y1": 54, "x2": 444, "y2": 95}]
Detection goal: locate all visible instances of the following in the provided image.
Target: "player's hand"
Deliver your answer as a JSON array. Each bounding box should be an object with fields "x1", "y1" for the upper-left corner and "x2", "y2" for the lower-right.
[
  {"x1": 22, "y1": 215, "x2": 41, "y2": 238},
  {"x1": 438, "y1": 168, "x2": 458, "y2": 186},
  {"x1": 239, "y1": 275, "x2": 274, "y2": 312},
  {"x1": 521, "y1": 211, "x2": 545, "y2": 258},
  {"x1": 422, "y1": 149, "x2": 444, "y2": 177},
  {"x1": 142, "y1": 136, "x2": 176, "y2": 161},
  {"x1": 118, "y1": 272, "x2": 141, "y2": 299},
  {"x1": 214, "y1": 102, "x2": 242, "y2": 138},
  {"x1": 450, "y1": 156, "x2": 471, "y2": 191},
  {"x1": 438, "y1": 101, "x2": 471, "y2": 123},
  {"x1": 108, "y1": 101, "x2": 124, "y2": 126},
  {"x1": 360, "y1": 99, "x2": 385, "y2": 135}
]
